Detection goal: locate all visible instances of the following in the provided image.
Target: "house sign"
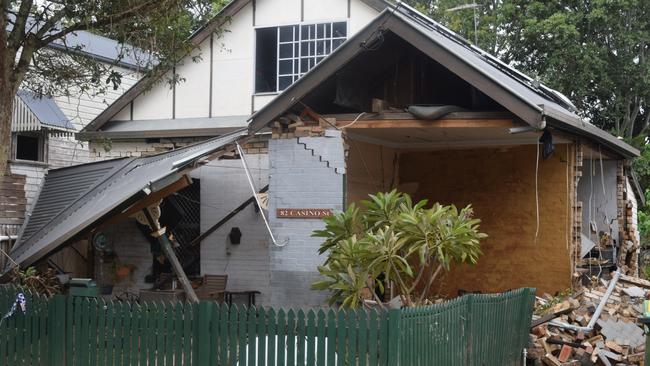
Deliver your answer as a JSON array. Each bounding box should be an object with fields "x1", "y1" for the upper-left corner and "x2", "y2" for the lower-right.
[{"x1": 276, "y1": 208, "x2": 333, "y2": 219}]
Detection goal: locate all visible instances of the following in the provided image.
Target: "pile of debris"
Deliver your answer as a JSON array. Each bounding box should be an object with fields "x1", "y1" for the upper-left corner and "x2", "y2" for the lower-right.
[{"x1": 527, "y1": 272, "x2": 649, "y2": 365}]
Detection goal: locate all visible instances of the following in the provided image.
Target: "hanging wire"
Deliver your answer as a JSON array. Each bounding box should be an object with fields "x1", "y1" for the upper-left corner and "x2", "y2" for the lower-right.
[{"x1": 236, "y1": 142, "x2": 286, "y2": 247}]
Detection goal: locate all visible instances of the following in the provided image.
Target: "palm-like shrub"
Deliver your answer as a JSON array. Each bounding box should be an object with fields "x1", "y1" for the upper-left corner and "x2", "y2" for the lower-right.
[{"x1": 312, "y1": 190, "x2": 486, "y2": 308}]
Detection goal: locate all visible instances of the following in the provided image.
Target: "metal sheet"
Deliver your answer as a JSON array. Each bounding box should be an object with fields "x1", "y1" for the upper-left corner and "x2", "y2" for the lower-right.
[
  {"x1": 7, "y1": 128, "x2": 247, "y2": 272},
  {"x1": 14, "y1": 90, "x2": 74, "y2": 132}
]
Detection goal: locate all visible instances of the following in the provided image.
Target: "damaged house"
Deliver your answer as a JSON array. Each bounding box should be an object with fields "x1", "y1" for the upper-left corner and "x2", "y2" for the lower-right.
[
  {"x1": 5, "y1": 1, "x2": 644, "y2": 308},
  {"x1": 0, "y1": 27, "x2": 142, "y2": 273}
]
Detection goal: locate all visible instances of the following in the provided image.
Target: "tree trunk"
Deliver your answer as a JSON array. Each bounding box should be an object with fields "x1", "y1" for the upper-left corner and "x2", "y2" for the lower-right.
[{"x1": 0, "y1": 86, "x2": 13, "y2": 177}]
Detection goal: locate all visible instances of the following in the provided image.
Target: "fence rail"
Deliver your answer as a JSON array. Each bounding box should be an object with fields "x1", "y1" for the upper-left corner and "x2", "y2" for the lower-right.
[{"x1": 0, "y1": 287, "x2": 534, "y2": 365}]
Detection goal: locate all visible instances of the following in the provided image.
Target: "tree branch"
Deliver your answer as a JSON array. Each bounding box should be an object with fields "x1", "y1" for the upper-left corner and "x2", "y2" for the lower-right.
[
  {"x1": 418, "y1": 264, "x2": 443, "y2": 304},
  {"x1": 39, "y1": 0, "x2": 175, "y2": 47}
]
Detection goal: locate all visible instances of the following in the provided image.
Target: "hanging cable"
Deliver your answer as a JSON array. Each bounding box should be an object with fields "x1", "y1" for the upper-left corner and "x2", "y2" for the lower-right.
[
  {"x1": 599, "y1": 146, "x2": 606, "y2": 198},
  {"x1": 236, "y1": 142, "x2": 286, "y2": 247},
  {"x1": 338, "y1": 112, "x2": 366, "y2": 129}
]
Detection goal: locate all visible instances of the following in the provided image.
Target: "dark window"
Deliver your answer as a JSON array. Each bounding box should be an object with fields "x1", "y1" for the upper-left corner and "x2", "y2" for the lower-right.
[
  {"x1": 255, "y1": 21, "x2": 348, "y2": 93},
  {"x1": 255, "y1": 27, "x2": 278, "y2": 93},
  {"x1": 14, "y1": 134, "x2": 43, "y2": 162}
]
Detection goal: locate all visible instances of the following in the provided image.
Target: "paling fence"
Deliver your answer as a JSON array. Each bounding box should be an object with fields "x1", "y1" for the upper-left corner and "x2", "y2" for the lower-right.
[{"x1": 0, "y1": 287, "x2": 535, "y2": 365}]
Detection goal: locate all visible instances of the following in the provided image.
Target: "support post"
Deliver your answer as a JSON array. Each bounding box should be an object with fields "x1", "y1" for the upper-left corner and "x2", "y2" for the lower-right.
[{"x1": 142, "y1": 208, "x2": 199, "y2": 303}]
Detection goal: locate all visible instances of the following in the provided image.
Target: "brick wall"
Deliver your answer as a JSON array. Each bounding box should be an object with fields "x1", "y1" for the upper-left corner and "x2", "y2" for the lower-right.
[
  {"x1": 268, "y1": 132, "x2": 345, "y2": 307},
  {"x1": 88, "y1": 138, "x2": 205, "y2": 160},
  {"x1": 8, "y1": 162, "x2": 46, "y2": 216},
  {"x1": 397, "y1": 144, "x2": 574, "y2": 296},
  {"x1": 197, "y1": 154, "x2": 271, "y2": 304}
]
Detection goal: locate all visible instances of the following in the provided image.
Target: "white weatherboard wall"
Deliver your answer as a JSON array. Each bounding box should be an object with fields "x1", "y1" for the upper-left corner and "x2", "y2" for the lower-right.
[
  {"x1": 50, "y1": 65, "x2": 140, "y2": 168},
  {"x1": 268, "y1": 133, "x2": 345, "y2": 307},
  {"x1": 198, "y1": 155, "x2": 271, "y2": 305},
  {"x1": 10, "y1": 162, "x2": 46, "y2": 214},
  {"x1": 108, "y1": 0, "x2": 379, "y2": 122},
  {"x1": 8, "y1": 66, "x2": 139, "y2": 220}
]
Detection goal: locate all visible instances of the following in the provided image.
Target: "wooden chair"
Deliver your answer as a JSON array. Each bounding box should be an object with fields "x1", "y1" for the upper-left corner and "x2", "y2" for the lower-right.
[{"x1": 195, "y1": 274, "x2": 228, "y2": 302}]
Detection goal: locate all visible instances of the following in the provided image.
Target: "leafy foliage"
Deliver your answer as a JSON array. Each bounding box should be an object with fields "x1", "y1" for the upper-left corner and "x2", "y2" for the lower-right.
[
  {"x1": 11, "y1": 266, "x2": 62, "y2": 296},
  {"x1": 0, "y1": 0, "x2": 228, "y2": 175},
  {"x1": 312, "y1": 190, "x2": 486, "y2": 308}
]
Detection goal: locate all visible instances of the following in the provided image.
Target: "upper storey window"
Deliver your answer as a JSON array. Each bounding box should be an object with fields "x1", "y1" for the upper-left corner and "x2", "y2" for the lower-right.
[{"x1": 255, "y1": 21, "x2": 348, "y2": 93}]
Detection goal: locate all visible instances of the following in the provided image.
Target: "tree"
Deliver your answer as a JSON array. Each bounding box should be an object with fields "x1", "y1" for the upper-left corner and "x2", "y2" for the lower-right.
[
  {"x1": 409, "y1": 0, "x2": 650, "y2": 245},
  {"x1": 311, "y1": 190, "x2": 486, "y2": 308},
  {"x1": 0, "y1": 0, "x2": 227, "y2": 175},
  {"x1": 407, "y1": 0, "x2": 650, "y2": 140}
]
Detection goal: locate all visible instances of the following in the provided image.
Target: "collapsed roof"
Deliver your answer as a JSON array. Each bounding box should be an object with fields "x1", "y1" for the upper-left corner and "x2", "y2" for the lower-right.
[
  {"x1": 248, "y1": 2, "x2": 638, "y2": 158},
  {"x1": 6, "y1": 129, "x2": 246, "y2": 272}
]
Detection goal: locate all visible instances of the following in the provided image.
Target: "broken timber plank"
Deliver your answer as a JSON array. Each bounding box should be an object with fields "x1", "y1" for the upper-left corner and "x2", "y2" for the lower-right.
[
  {"x1": 143, "y1": 208, "x2": 199, "y2": 303},
  {"x1": 189, "y1": 184, "x2": 269, "y2": 247},
  {"x1": 531, "y1": 307, "x2": 574, "y2": 328},
  {"x1": 620, "y1": 274, "x2": 650, "y2": 288}
]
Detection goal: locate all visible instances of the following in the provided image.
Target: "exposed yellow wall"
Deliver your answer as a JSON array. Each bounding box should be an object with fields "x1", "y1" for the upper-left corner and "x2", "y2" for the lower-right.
[
  {"x1": 398, "y1": 145, "x2": 573, "y2": 296},
  {"x1": 346, "y1": 142, "x2": 574, "y2": 297}
]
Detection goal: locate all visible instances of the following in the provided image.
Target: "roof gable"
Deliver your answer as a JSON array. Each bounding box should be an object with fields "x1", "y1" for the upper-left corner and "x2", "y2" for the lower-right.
[
  {"x1": 248, "y1": 3, "x2": 638, "y2": 158},
  {"x1": 82, "y1": 0, "x2": 392, "y2": 134}
]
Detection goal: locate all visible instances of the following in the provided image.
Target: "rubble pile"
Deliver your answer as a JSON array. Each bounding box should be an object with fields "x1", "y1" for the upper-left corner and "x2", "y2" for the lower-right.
[{"x1": 527, "y1": 273, "x2": 649, "y2": 366}]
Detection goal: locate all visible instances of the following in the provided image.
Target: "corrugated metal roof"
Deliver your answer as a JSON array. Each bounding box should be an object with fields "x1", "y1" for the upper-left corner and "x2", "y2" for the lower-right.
[
  {"x1": 77, "y1": 115, "x2": 250, "y2": 140},
  {"x1": 48, "y1": 30, "x2": 151, "y2": 69},
  {"x1": 16, "y1": 90, "x2": 74, "y2": 131},
  {"x1": 8, "y1": 128, "x2": 247, "y2": 272},
  {"x1": 19, "y1": 159, "x2": 130, "y2": 242},
  {"x1": 6, "y1": 14, "x2": 150, "y2": 70},
  {"x1": 248, "y1": 2, "x2": 638, "y2": 158}
]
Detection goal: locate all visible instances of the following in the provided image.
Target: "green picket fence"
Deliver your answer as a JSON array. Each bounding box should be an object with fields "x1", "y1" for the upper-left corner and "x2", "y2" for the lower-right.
[
  {"x1": 0, "y1": 287, "x2": 535, "y2": 365},
  {"x1": 399, "y1": 288, "x2": 536, "y2": 366}
]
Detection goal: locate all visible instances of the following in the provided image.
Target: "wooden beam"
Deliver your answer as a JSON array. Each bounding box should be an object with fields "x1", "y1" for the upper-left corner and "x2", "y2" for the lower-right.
[
  {"x1": 326, "y1": 111, "x2": 516, "y2": 121},
  {"x1": 336, "y1": 118, "x2": 519, "y2": 130},
  {"x1": 142, "y1": 208, "x2": 199, "y2": 303},
  {"x1": 190, "y1": 185, "x2": 269, "y2": 247},
  {"x1": 96, "y1": 175, "x2": 192, "y2": 231}
]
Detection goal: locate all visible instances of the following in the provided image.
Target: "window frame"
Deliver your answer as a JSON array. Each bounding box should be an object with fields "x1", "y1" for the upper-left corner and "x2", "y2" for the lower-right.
[
  {"x1": 254, "y1": 20, "x2": 349, "y2": 94},
  {"x1": 11, "y1": 131, "x2": 47, "y2": 163}
]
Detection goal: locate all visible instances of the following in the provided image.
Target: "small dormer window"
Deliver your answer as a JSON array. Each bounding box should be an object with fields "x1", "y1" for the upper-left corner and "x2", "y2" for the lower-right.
[{"x1": 255, "y1": 21, "x2": 347, "y2": 94}]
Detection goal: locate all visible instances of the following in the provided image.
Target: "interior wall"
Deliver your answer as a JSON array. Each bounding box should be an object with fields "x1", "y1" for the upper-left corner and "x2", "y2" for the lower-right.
[
  {"x1": 577, "y1": 159, "x2": 619, "y2": 247},
  {"x1": 345, "y1": 143, "x2": 575, "y2": 296},
  {"x1": 346, "y1": 139, "x2": 398, "y2": 204}
]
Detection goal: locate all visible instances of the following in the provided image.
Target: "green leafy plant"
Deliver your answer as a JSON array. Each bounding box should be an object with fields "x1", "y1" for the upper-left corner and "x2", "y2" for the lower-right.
[
  {"x1": 312, "y1": 190, "x2": 486, "y2": 308},
  {"x1": 11, "y1": 267, "x2": 62, "y2": 296}
]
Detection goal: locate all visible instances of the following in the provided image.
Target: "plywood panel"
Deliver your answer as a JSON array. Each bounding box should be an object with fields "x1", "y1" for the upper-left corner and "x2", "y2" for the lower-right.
[
  {"x1": 346, "y1": 139, "x2": 398, "y2": 204},
  {"x1": 398, "y1": 145, "x2": 573, "y2": 296}
]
